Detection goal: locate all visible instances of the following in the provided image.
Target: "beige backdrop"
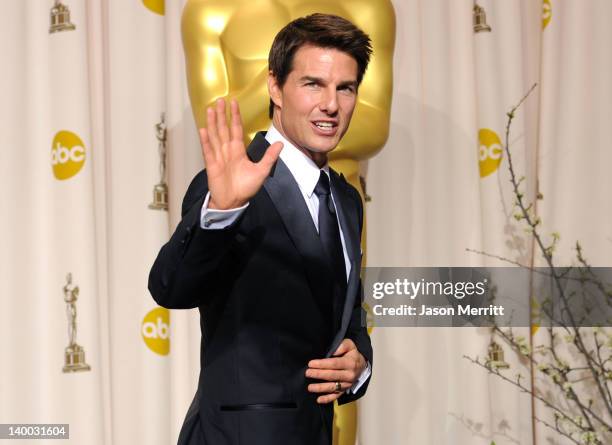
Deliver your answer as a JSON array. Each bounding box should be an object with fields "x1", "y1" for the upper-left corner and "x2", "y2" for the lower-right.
[{"x1": 1, "y1": 1, "x2": 610, "y2": 444}]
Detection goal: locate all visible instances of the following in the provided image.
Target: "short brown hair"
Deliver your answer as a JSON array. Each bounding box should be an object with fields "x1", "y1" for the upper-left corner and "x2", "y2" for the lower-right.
[{"x1": 268, "y1": 13, "x2": 372, "y2": 118}]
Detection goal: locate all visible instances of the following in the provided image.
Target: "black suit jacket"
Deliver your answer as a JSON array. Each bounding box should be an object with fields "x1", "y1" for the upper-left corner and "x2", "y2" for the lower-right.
[{"x1": 148, "y1": 132, "x2": 372, "y2": 445}]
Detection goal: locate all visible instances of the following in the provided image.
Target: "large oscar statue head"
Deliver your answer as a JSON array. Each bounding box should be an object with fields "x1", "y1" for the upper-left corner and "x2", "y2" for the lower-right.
[{"x1": 181, "y1": 0, "x2": 395, "y2": 190}]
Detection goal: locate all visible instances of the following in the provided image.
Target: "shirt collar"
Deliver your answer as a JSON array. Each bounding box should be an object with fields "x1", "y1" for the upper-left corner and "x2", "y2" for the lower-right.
[{"x1": 265, "y1": 124, "x2": 329, "y2": 198}]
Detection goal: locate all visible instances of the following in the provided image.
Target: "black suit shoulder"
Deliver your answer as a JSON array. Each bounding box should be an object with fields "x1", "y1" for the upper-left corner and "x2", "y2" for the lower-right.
[
  {"x1": 148, "y1": 168, "x2": 238, "y2": 309},
  {"x1": 329, "y1": 169, "x2": 364, "y2": 235},
  {"x1": 181, "y1": 169, "x2": 208, "y2": 217}
]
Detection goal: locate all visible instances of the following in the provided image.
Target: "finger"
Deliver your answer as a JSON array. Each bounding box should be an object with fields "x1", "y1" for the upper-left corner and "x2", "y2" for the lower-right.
[
  {"x1": 229, "y1": 99, "x2": 244, "y2": 142},
  {"x1": 317, "y1": 392, "x2": 342, "y2": 404},
  {"x1": 215, "y1": 98, "x2": 230, "y2": 144},
  {"x1": 257, "y1": 141, "x2": 283, "y2": 174},
  {"x1": 206, "y1": 106, "x2": 221, "y2": 152},
  {"x1": 198, "y1": 127, "x2": 216, "y2": 164},
  {"x1": 333, "y1": 338, "x2": 355, "y2": 357},
  {"x1": 305, "y1": 368, "x2": 352, "y2": 382},
  {"x1": 307, "y1": 381, "x2": 351, "y2": 394},
  {"x1": 308, "y1": 357, "x2": 344, "y2": 370}
]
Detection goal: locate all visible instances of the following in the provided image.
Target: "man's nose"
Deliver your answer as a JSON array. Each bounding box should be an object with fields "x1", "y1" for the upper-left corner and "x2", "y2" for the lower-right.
[{"x1": 319, "y1": 87, "x2": 339, "y2": 115}]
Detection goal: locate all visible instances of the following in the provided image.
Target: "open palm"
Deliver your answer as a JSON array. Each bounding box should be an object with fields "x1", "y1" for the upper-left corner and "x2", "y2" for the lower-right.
[{"x1": 199, "y1": 99, "x2": 283, "y2": 210}]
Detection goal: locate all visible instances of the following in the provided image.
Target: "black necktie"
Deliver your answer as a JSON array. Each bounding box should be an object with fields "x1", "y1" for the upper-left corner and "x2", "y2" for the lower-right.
[{"x1": 314, "y1": 171, "x2": 347, "y2": 330}]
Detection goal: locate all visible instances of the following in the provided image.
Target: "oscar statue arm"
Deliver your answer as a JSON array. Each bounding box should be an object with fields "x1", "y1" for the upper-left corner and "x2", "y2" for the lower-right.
[{"x1": 181, "y1": 0, "x2": 269, "y2": 144}]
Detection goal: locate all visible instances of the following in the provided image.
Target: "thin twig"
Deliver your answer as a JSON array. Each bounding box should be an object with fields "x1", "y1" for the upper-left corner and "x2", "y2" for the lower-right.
[{"x1": 502, "y1": 85, "x2": 612, "y2": 416}]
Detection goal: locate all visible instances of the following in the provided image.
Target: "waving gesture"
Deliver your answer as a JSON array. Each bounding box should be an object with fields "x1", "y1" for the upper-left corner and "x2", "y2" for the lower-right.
[{"x1": 199, "y1": 99, "x2": 283, "y2": 210}]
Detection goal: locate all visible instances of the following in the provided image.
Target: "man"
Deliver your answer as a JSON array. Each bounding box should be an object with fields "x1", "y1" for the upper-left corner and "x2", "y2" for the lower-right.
[{"x1": 149, "y1": 13, "x2": 372, "y2": 445}]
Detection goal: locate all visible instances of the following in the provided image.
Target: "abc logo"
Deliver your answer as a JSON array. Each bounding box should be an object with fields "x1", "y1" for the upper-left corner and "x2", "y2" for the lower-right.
[
  {"x1": 478, "y1": 128, "x2": 502, "y2": 178},
  {"x1": 141, "y1": 307, "x2": 170, "y2": 356},
  {"x1": 542, "y1": 0, "x2": 552, "y2": 29},
  {"x1": 142, "y1": 0, "x2": 164, "y2": 15},
  {"x1": 51, "y1": 131, "x2": 86, "y2": 180}
]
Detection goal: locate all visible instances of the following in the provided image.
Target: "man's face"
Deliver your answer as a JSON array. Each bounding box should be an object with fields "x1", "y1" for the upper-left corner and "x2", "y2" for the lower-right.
[{"x1": 269, "y1": 45, "x2": 359, "y2": 161}]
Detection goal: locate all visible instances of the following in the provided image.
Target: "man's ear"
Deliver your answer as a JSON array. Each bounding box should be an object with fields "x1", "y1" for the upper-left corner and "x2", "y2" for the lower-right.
[{"x1": 268, "y1": 72, "x2": 282, "y2": 109}]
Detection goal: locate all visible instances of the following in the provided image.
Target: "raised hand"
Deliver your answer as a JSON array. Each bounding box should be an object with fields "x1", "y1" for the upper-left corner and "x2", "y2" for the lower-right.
[{"x1": 199, "y1": 98, "x2": 283, "y2": 210}]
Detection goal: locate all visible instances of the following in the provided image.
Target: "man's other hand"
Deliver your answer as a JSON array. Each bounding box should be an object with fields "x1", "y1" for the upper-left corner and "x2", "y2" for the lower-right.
[{"x1": 305, "y1": 338, "x2": 366, "y2": 404}]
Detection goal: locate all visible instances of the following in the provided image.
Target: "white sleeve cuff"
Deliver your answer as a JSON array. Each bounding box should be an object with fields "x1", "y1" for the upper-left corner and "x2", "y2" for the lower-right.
[
  {"x1": 200, "y1": 192, "x2": 249, "y2": 230},
  {"x1": 348, "y1": 360, "x2": 371, "y2": 394}
]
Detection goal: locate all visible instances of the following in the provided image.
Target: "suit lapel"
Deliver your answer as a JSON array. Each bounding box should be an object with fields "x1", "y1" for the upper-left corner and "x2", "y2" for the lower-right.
[
  {"x1": 248, "y1": 133, "x2": 335, "y2": 318},
  {"x1": 327, "y1": 170, "x2": 362, "y2": 356},
  {"x1": 329, "y1": 170, "x2": 360, "y2": 263},
  {"x1": 249, "y1": 133, "x2": 362, "y2": 354}
]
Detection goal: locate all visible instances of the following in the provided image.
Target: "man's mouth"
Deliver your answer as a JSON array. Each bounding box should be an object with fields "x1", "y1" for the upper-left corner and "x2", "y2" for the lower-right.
[{"x1": 311, "y1": 121, "x2": 339, "y2": 136}]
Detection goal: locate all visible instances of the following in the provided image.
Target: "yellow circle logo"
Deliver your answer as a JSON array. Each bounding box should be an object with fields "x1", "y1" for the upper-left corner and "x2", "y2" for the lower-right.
[
  {"x1": 51, "y1": 130, "x2": 86, "y2": 180},
  {"x1": 478, "y1": 128, "x2": 503, "y2": 178},
  {"x1": 141, "y1": 307, "x2": 170, "y2": 356},
  {"x1": 542, "y1": 0, "x2": 552, "y2": 29},
  {"x1": 142, "y1": 0, "x2": 164, "y2": 15}
]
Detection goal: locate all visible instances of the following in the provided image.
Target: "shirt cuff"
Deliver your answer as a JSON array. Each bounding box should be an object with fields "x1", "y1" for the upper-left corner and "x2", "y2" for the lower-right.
[
  {"x1": 200, "y1": 192, "x2": 249, "y2": 229},
  {"x1": 348, "y1": 360, "x2": 371, "y2": 394}
]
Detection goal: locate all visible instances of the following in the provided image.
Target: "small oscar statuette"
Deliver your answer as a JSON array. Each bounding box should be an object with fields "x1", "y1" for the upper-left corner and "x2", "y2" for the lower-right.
[
  {"x1": 49, "y1": 1, "x2": 76, "y2": 34},
  {"x1": 473, "y1": 3, "x2": 492, "y2": 33},
  {"x1": 149, "y1": 113, "x2": 169, "y2": 210},
  {"x1": 486, "y1": 340, "x2": 510, "y2": 369},
  {"x1": 62, "y1": 273, "x2": 91, "y2": 373}
]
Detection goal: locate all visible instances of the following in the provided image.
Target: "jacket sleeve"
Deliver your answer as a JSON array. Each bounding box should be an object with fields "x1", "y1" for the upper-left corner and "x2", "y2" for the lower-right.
[
  {"x1": 338, "y1": 187, "x2": 373, "y2": 405},
  {"x1": 148, "y1": 170, "x2": 239, "y2": 309}
]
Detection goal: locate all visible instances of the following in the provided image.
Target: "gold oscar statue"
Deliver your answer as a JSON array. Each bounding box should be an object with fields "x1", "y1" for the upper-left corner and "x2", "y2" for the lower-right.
[
  {"x1": 149, "y1": 113, "x2": 169, "y2": 210},
  {"x1": 182, "y1": 1, "x2": 395, "y2": 443},
  {"x1": 473, "y1": 3, "x2": 492, "y2": 33},
  {"x1": 62, "y1": 273, "x2": 91, "y2": 372},
  {"x1": 49, "y1": 0, "x2": 76, "y2": 34}
]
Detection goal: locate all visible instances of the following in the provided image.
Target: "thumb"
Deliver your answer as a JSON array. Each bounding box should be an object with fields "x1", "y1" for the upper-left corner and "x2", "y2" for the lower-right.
[
  {"x1": 258, "y1": 141, "x2": 283, "y2": 172},
  {"x1": 333, "y1": 339, "x2": 355, "y2": 357}
]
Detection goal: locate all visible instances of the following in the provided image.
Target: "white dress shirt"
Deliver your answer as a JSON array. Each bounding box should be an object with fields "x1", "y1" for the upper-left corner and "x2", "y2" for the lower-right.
[{"x1": 200, "y1": 124, "x2": 371, "y2": 394}]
